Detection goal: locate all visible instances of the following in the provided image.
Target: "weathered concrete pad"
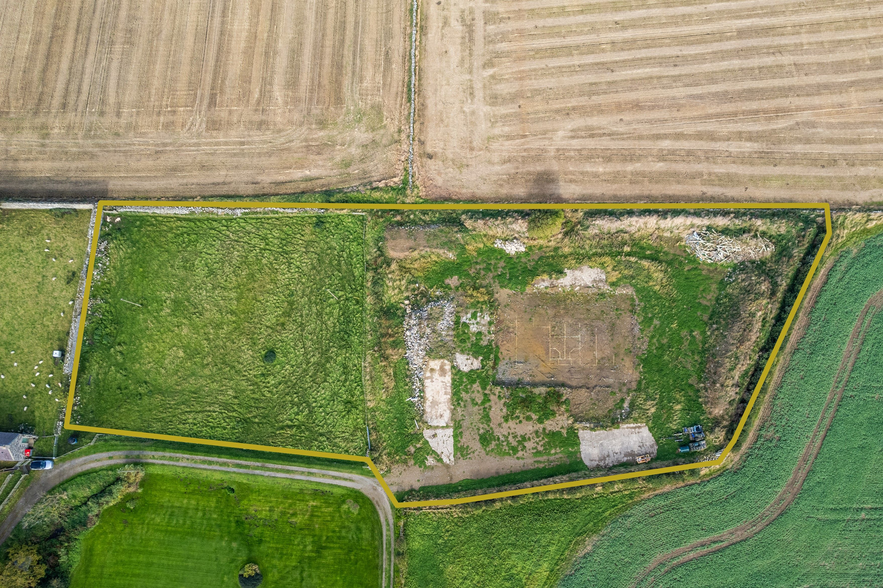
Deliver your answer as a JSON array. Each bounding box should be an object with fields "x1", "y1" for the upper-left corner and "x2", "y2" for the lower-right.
[
  {"x1": 578, "y1": 424, "x2": 657, "y2": 468},
  {"x1": 424, "y1": 359, "x2": 452, "y2": 426}
]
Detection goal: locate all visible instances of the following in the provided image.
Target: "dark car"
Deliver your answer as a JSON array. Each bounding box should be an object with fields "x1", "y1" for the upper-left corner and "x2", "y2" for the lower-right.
[{"x1": 29, "y1": 459, "x2": 53, "y2": 470}]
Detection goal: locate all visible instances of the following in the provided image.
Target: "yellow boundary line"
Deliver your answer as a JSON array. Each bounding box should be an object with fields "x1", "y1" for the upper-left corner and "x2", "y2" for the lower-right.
[{"x1": 64, "y1": 201, "x2": 832, "y2": 508}]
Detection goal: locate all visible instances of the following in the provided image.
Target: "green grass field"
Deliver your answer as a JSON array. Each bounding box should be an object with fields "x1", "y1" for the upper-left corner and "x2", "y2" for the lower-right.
[
  {"x1": 560, "y1": 232, "x2": 883, "y2": 587},
  {"x1": 3, "y1": 465, "x2": 382, "y2": 588},
  {"x1": 0, "y1": 209, "x2": 91, "y2": 435},
  {"x1": 73, "y1": 213, "x2": 367, "y2": 454},
  {"x1": 70, "y1": 466, "x2": 381, "y2": 588},
  {"x1": 400, "y1": 484, "x2": 642, "y2": 588}
]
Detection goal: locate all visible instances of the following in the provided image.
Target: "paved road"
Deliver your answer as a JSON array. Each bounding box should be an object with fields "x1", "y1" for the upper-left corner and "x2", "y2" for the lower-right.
[{"x1": 0, "y1": 451, "x2": 394, "y2": 588}]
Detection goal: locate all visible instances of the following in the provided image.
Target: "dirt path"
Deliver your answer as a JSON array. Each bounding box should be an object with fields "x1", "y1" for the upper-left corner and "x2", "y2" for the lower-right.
[
  {"x1": 0, "y1": 451, "x2": 394, "y2": 588},
  {"x1": 630, "y1": 288, "x2": 883, "y2": 588}
]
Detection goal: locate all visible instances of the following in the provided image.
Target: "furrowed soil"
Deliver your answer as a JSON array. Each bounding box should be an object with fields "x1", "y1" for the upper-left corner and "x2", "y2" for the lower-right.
[
  {"x1": 418, "y1": 0, "x2": 883, "y2": 203},
  {"x1": 0, "y1": 0, "x2": 407, "y2": 199}
]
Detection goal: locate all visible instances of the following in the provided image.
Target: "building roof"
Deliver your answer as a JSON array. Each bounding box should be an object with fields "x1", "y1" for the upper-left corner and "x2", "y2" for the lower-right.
[{"x1": 0, "y1": 432, "x2": 26, "y2": 462}]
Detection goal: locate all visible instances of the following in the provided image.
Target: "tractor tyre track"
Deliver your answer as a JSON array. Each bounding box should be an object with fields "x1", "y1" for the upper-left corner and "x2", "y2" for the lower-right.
[{"x1": 631, "y1": 288, "x2": 883, "y2": 588}]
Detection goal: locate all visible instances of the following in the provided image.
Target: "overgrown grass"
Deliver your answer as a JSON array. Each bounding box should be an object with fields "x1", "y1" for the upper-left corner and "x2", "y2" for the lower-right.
[
  {"x1": 3, "y1": 465, "x2": 382, "y2": 588},
  {"x1": 0, "y1": 209, "x2": 91, "y2": 435},
  {"x1": 74, "y1": 213, "x2": 368, "y2": 454},
  {"x1": 400, "y1": 485, "x2": 641, "y2": 588},
  {"x1": 561, "y1": 232, "x2": 883, "y2": 587}
]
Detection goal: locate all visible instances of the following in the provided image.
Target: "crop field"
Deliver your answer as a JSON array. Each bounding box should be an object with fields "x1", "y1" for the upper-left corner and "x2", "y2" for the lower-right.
[
  {"x1": 72, "y1": 211, "x2": 368, "y2": 454},
  {"x1": 364, "y1": 209, "x2": 820, "y2": 492},
  {"x1": 401, "y1": 483, "x2": 640, "y2": 588},
  {"x1": 0, "y1": 0, "x2": 407, "y2": 199},
  {"x1": 418, "y1": 0, "x2": 883, "y2": 203},
  {"x1": 2, "y1": 465, "x2": 382, "y2": 588},
  {"x1": 0, "y1": 209, "x2": 90, "y2": 436},
  {"x1": 561, "y1": 231, "x2": 883, "y2": 587}
]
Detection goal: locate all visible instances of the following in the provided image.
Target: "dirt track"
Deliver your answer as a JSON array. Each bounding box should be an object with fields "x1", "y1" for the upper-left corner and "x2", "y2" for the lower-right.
[
  {"x1": 631, "y1": 288, "x2": 883, "y2": 587},
  {"x1": 0, "y1": 0, "x2": 407, "y2": 199},
  {"x1": 418, "y1": 0, "x2": 883, "y2": 202},
  {"x1": 0, "y1": 451, "x2": 394, "y2": 588}
]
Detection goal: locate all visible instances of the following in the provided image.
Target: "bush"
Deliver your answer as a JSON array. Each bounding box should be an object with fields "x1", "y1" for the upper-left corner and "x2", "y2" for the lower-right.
[
  {"x1": 0, "y1": 544, "x2": 46, "y2": 588},
  {"x1": 527, "y1": 210, "x2": 565, "y2": 239},
  {"x1": 239, "y1": 563, "x2": 263, "y2": 588}
]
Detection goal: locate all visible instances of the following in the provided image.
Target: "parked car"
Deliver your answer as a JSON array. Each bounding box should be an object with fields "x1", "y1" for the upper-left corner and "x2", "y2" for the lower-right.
[{"x1": 29, "y1": 459, "x2": 53, "y2": 470}]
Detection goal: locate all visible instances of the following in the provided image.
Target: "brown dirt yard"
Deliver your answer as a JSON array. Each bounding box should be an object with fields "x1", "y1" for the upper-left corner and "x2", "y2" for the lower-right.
[
  {"x1": 417, "y1": 0, "x2": 883, "y2": 203},
  {"x1": 0, "y1": 0, "x2": 407, "y2": 199},
  {"x1": 495, "y1": 289, "x2": 641, "y2": 391}
]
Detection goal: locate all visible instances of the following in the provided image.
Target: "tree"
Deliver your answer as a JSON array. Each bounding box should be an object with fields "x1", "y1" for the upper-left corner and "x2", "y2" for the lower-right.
[{"x1": 0, "y1": 544, "x2": 47, "y2": 588}]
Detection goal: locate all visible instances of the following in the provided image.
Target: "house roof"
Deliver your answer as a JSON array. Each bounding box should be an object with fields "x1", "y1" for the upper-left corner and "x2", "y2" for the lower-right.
[{"x1": 0, "y1": 432, "x2": 25, "y2": 462}]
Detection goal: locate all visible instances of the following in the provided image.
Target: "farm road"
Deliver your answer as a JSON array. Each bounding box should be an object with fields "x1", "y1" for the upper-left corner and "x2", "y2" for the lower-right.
[
  {"x1": 631, "y1": 288, "x2": 883, "y2": 587},
  {"x1": 0, "y1": 451, "x2": 394, "y2": 588}
]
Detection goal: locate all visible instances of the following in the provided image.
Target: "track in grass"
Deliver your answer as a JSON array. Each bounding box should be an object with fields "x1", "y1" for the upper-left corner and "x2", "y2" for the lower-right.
[{"x1": 633, "y1": 288, "x2": 883, "y2": 587}]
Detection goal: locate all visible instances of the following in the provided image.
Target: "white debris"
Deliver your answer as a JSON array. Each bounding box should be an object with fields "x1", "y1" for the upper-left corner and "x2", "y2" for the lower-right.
[
  {"x1": 533, "y1": 266, "x2": 610, "y2": 290},
  {"x1": 48, "y1": 374, "x2": 53, "y2": 378},
  {"x1": 45, "y1": 384, "x2": 50, "y2": 388},
  {"x1": 0, "y1": 375, "x2": 3, "y2": 379},
  {"x1": 44, "y1": 248, "x2": 50, "y2": 252},
  {"x1": 46, "y1": 239, "x2": 51, "y2": 242},
  {"x1": 52, "y1": 277, "x2": 56, "y2": 281},
  {"x1": 55, "y1": 398, "x2": 60, "y2": 402},
  {"x1": 423, "y1": 428, "x2": 454, "y2": 464},
  {"x1": 30, "y1": 383, "x2": 35, "y2": 387},
  {"x1": 9, "y1": 351, "x2": 14, "y2": 354},
  {"x1": 13, "y1": 363, "x2": 17, "y2": 366},
  {"x1": 69, "y1": 301, "x2": 73, "y2": 305},
  {"x1": 493, "y1": 238, "x2": 526, "y2": 255},
  {"x1": 578, "y1": 424, "x2": 658, "y2": 468},
  {"x1": 69, "y1": 259, "x2": 74, "y2": 263},
  {"x1": 460, "y1": 311, "x2": 491, "y2": 333},
  {"x1": 39, "y1": 360, "x2": 43, "y2": 364},
  {"x1": 23, "y1": 395, "x2": 26, "y2": 399},
  {"x1": 52, "y1": 258, "x2": 56, "y2": 262},
  {"x1": 23, "y1": 407, "x2": 27, "y2": 411},
  {"x1": 454, "y1": 353, "x2": 482, "y2": 372},
  {"x1": 404, "y1": 300, "x2": 454, "y2": 405},
  {"x1": 35, "y1": 372, "x2": 39, "y2": 376},
  {"x1": 686, "y1": 229, "x2": 774, "y2": 263}
]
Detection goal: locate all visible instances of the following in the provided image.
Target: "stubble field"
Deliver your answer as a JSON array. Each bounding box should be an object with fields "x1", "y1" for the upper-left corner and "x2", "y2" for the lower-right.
[
  {"x1": 0, "y1": 0, "x2": 407, "y2": 198},
  {"x1": 418, "y1": 0, "x2": 883, "y2": 202}
]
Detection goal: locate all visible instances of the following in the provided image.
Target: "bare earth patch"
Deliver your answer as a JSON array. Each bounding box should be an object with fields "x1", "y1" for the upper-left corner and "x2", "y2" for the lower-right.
[
  {"x1": 578, "y1": 424, "x2": 658, "y2": 468},
  {"x1": 495, "y1": 289, "x2": 640, "y2": 390}
]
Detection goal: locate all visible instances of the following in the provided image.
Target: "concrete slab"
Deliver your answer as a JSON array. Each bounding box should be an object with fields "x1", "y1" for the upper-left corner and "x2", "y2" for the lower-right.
[
  {"x1": 578, "y1": 424, "x2": 657, "y2": 468},
  {"x1": 424, "y1": 359, "x2": 452, "y2": 426}
]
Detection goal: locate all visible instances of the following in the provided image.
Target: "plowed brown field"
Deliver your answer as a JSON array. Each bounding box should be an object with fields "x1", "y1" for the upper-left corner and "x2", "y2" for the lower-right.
[
  {"x1": 0, "y1": 0, "x2": 407, "y2": 198},
  {"x1": 418, "y1": 0, "x2": 883, "y2": 202}
]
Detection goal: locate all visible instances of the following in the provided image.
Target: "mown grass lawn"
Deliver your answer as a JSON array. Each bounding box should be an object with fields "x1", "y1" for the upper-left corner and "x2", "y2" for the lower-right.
[
  {"x1": 74, "y1": 213, "x2": 367, "y2": 454},
  {"x1": 62, "y1": 465, "x2": 382, "y2": 588},
  {"x1": 0, "y1": 209, "x2": 91, "y2": 435}
]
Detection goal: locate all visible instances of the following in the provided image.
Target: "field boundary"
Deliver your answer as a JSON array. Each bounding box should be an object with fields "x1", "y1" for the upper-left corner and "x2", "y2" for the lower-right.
[{"x1": 64, "y1": 201, "x2": 832, "y2": 508}]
